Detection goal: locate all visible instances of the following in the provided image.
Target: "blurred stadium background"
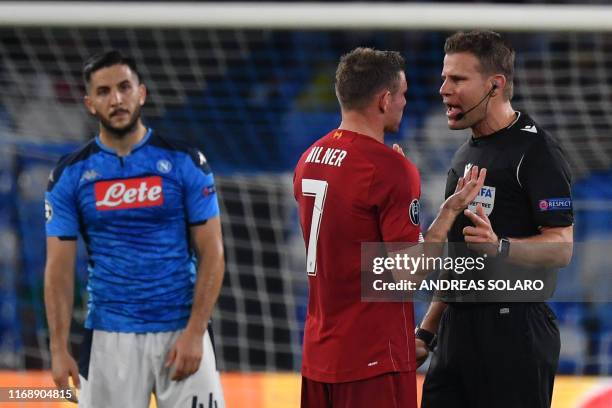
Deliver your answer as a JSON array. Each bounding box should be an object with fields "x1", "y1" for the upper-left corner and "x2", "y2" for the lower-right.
[{"x1": 0, "y1": 1, "x2": 611, "y2": 407}]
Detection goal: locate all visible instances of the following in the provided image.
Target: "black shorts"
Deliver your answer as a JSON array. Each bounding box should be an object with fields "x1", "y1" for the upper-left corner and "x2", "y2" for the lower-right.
[{"x1": 421, "y1": 303, "x2": 560, "y2": 408}]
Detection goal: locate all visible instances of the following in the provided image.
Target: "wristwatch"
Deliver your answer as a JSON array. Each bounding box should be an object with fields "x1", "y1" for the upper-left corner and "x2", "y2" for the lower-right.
[
  {"x1": 497, "y1": 237, "x2": 510, "y2": 259},
  {"x1": 415, "y1": 327, "x2": 437, "y2": 351}
]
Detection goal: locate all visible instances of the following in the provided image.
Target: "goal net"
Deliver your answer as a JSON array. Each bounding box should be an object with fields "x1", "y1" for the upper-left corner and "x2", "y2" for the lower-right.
[{"x1": 1, "y1": 3, "x2": 611, "y2": 374}]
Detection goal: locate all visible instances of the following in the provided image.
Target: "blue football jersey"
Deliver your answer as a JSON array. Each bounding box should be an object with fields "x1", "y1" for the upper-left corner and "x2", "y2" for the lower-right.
[{"x1": 45, "y1": 129, "x2": 220, "y2": 332}]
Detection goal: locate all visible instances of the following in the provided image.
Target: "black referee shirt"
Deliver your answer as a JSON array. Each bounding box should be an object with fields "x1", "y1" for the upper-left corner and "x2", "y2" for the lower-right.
[
  {"x1": 443, "y1": 111, "x2": 574, "y2": 302},
  {"x1": 446, "y1": 111, "x2": 573, "y2": 241}
]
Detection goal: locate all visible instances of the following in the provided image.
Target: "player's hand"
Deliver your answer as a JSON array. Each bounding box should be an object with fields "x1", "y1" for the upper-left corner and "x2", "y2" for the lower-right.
[
  {"x1": 415, "y1": 338, "x2": 429, "y2": 368},
  {"x1": 463, "y1": 203, "x2": 499, "y2": 256},
  {"x1": 393, "y1": 143, "x2": 405, "y2": 157},
  {"x1": 50, "y1": 349, "x2": 80, "y2": 402},
  {"x1": 443, "y1": 166, "x2": 487, "y2": 214},
  {"x1": 165, "y1": 328, "x2": 204, "y2": 381}
]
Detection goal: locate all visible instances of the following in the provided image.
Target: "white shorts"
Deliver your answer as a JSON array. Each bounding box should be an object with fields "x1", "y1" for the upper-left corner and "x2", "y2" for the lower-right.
[{"x1": 78, "y1": 329, "x2": 225, "y2": 408}]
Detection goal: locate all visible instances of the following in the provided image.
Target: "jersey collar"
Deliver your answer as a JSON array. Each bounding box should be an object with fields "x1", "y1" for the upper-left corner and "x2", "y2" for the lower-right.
[
  {"x1": 95, "y1": 128, "x2": 152, "y2": 155},
  {"x1": 505, "y1": 111, "x2": 522, "y2": 130},
  {"x1": 470, "y1": 111, "x2": 522, "y2": 146}
]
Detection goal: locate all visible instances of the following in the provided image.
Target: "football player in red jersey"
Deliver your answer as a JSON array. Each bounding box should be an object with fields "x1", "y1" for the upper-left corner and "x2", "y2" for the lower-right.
[{"x1": 294, "y1": 47, "x2": 486, "y2": 408}]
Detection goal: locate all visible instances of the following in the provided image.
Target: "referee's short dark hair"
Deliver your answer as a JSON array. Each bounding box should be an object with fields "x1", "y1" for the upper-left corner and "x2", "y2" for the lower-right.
[
  {"x1": 335, "y1": 47, "x2": 405, "y2": 111},
  {"x1": 445, "y1": 31, "x2": 515, "y2": 100},
  {"x1": 83, "y1": 50, "x2": 141, "y2": 87}
]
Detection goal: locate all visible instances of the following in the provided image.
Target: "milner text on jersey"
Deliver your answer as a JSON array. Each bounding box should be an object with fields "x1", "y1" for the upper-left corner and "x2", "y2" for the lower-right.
[{"x1": 304, "y1": 146, "x2": 348, "y2": 167}]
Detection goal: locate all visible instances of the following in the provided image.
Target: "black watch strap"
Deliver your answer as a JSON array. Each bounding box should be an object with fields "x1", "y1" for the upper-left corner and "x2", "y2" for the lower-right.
[
  {"x1": 415, "y1": 327, "x2": 437, "y2": 351},
  {"x1": 498, "y1": 237, "x2": 510, "y2": 259}
]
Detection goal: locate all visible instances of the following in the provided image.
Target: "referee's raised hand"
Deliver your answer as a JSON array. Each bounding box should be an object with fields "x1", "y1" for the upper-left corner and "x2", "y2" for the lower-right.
[
  {"x1": 463, "y1": 203, "x2": 499, "y2": 257},
  {"x1": 443, "y1": 165, "x2": 487, "y2": 215}
]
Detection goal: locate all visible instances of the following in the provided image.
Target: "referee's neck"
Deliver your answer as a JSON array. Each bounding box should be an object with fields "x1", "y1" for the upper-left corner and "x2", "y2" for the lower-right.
[{"x1": 472, "y1": 103, "x2": 516, "y2": 138}]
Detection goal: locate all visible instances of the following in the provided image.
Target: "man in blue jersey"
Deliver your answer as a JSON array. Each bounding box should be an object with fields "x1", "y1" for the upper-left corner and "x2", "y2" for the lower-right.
[{"x1": 44, "y1": 50, "x2": 226, "y2": 407}]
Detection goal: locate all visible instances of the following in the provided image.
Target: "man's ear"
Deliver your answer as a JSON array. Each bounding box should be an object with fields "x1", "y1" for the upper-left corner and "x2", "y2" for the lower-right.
[
  {"x1": 378, "y1": 90, "x2": 391, "y2": 114},
  {"x1": 138, "y1": 83, "x2": 147, "y2": 106},
  {"x1": 84, "y1": 95, "x2": 96, "y2": 115},
  {"x1": 490, "y1": 74, "x2": 506, "y2": 96}
]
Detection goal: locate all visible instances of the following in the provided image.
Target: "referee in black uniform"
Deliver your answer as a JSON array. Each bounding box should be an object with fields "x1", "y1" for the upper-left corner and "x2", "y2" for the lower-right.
[{"x1": 416, "y1": 31, "x2": 574, "y2": 408}]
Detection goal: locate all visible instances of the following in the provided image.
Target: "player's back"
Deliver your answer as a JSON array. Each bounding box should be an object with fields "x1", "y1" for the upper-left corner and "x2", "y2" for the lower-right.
[{"x1": 294, "y1": 129, "x2": 421, "y2": 383}]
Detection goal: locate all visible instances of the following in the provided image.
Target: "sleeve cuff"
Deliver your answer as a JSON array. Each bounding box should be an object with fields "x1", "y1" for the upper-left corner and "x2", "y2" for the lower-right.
[
  {"x1": 58, "y1": 235, "x2": 78, "y2": 241},
  {"x1": 189, "y1": 219, "x2": 209, "y2": 227}
]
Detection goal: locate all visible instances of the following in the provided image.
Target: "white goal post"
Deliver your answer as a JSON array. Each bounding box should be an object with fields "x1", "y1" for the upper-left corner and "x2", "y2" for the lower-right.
[{"x1": 0, "y1": 2, "x2": 612, "y2": 31}]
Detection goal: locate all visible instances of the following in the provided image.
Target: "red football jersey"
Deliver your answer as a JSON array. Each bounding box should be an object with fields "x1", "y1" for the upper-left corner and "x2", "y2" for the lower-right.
[{"x1": 293, "y1": 129, "x2": 421, "y2": 383}]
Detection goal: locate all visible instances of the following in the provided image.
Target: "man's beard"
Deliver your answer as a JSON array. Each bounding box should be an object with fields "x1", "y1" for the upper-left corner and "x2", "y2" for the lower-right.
[{"x1": 98, "y1": 105, "x2": 142, "y2": 139}]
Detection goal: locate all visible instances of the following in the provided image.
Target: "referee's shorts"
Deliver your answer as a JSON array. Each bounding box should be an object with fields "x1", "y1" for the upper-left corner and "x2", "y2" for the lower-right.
[{"x1": 422, "y1": 303, "x2": 560, "y2": 408}]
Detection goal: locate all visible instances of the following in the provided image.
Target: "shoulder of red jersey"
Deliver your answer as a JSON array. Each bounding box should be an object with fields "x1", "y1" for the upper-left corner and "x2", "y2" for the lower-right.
[
  {"x1": 296, "y1": 134, "x2": 331, "y2": 166},
  {"x1": 295, "y1": 130, "x2": 419, "y2": 183},
  {"x1": 369, "y1": 144, "x2": 420, "y2": 182}
]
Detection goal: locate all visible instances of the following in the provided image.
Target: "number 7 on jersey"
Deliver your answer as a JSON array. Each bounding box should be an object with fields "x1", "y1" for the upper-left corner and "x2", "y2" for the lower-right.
[{"x1": 301, "y1": 179, "x2": 328, "y2": 276}]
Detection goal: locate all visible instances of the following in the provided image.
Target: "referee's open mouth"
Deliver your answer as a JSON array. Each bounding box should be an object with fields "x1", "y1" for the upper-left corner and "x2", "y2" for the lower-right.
[{"x1": 446, "y1": 104, "x2": 463, "y2": 120}]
